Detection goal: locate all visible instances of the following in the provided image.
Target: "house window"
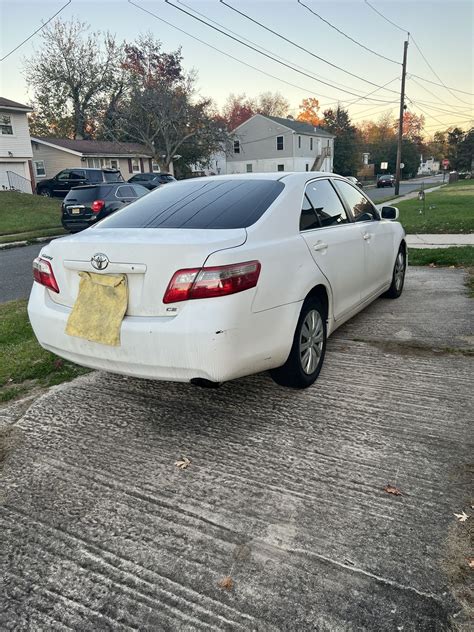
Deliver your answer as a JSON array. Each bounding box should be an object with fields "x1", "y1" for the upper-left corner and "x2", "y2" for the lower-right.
[
  {"x1": 110, "y1": 159, "x2": 118, "y2": 169},
  {"x1": 310, "y1": 138, "x2": 313, "y2": 151},
  {"x1": 276, "y1": 136, "x2": 284, "y2": 150},
  {"x1": 298, "y1": 136, "x2": 301, "y2": 149},
  {"x1": 131, "y1": 158, "x2": 141, "y2": 173},
  {"x1": 234, "y1": 140, "x2": 240, "y2": 154},
  {"x1": 277, "y1": 164, "x2": 284, "y2": 171},
  {"x1": 87, "y1": 158, "x2": 101, "y2": 168},
  {"x1": 152, "y1": 161, "x2": 161, "y2": 172},
  {"x1": 246, "y1": 164, "x2": 253, "y2": 173},
  {"x1": 305, "y1": 164, "x2": 309, "y2": 172},
  {"x1": 0, "y1": 113, "x2": 13, "y2": 135},
  {"x1": 33, "y1": 160, "x2": 46, "y2": 177}
]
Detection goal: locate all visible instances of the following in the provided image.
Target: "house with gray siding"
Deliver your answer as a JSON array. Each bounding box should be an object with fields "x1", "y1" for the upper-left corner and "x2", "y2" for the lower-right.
[
  {"x1": 30, "y1": 138, "x2": 154, "y2": 187},
  {"x1": 227, "y1": 114, "x2": 335, "y2": 174},
  {"x1": 0, "y1": 97, "x2": 34, "y2": 192}
]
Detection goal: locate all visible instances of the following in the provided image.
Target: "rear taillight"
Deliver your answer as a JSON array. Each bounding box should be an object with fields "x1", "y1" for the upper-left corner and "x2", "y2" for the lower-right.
[
  {"x1": 163, "y1": 261, "x2": 261, "y2": 304},
  {"x1": 91, "y1": 199, "x2": 105, "y2": 213},
  {"x1": 33, "y1": 257, "x2": 60, "y2": 293}
]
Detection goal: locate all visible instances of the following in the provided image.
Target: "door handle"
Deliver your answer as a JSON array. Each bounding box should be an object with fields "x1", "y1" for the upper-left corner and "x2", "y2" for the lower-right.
[
  {"x1": 363, "y1": 232, "x2": 372, "y2": 241},
  {"x1": 313, "y1": 241, "x2": 328, "y2": 252}
]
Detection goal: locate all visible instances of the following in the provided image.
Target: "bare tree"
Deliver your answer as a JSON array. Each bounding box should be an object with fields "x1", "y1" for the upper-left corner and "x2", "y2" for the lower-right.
[{"x1": 25, "y1": 18, "x2": 124, "y2": 139}]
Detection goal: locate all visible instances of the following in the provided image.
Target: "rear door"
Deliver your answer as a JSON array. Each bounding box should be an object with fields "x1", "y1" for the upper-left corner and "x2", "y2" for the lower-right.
[
  {"x1": 299, "y1": 178, "x2": 365, "y2": 320},
  {"x1": 333, "y1": 179, "x2": 394, "y2": 299}
]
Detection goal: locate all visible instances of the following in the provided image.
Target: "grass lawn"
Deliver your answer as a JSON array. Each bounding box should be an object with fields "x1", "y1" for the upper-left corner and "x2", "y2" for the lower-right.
[
  {"x1": 397, "y1": 180, "x2": 474, "y2": 234},
  {"x1": 408, "y1": 246, "x2": 474, "y2": 267},
  {"x1": 0, "y1": 299, "x2": 89, "y2": 403},
  {"x1": 0, "y1": 191, "x2": 62, "y2": 237}
]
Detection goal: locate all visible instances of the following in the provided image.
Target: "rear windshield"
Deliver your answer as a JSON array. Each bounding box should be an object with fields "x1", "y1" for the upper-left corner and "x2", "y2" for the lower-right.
[
  {"x1": 103, "y1": 171, "x2": 124, "y2": 182},
  {"x1": 97, "y1": 179, "x2": 285, "y2": 229},
  {"x1": 64, "y1": 186, "x2": 113, "y2": 202}
]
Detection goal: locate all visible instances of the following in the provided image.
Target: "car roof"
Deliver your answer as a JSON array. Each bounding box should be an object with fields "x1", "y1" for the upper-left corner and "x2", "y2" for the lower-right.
[{"x1": 189, "y1": 171, "x2": 338, "y2": 185}]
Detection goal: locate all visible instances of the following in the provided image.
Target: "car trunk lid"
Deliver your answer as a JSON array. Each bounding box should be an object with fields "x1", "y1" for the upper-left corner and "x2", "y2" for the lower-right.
[{"x1": 44, "y1": 228, "x2": 247, "y2": 316}]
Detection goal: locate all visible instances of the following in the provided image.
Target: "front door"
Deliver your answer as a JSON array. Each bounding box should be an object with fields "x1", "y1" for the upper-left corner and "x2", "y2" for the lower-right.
[
  {"x1": 299, "y1": 178, "x2": 365, "y2": 320},
  {"x1": 333, "y1": 179, "x2": 394, "y2": 299}
]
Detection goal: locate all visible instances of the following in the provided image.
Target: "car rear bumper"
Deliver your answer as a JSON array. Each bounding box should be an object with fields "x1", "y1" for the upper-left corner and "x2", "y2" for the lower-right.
[{"x1": 28, "y1": 283, "x2": 300, "y2": 383}]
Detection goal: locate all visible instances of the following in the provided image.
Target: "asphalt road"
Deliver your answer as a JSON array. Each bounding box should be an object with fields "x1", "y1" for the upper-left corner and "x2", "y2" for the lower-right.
[
  {"x1": 0, "y1": 243, "x2": 42, "y2": 303},
  {"x1": 1, "y1": 267, "x2": 472, "y2": 631},
  {"x1": 365, "y1": 174, "x2": 445, "y2": 203}
]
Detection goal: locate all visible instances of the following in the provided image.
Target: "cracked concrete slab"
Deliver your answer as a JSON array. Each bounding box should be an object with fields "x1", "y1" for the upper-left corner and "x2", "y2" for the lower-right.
[{"x1": 1, "y1": 267, "x2": 473, "y2": 631}]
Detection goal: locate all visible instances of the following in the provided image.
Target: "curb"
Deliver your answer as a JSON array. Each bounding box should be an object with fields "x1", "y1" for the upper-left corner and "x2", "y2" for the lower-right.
[{"x1": 0, "y1": 234, "x2": 64, "y2": 251}]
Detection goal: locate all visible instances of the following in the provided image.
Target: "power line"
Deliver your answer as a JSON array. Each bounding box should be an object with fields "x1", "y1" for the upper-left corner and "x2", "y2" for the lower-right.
[
  {"x1": 0, "y1": 0, "x2": 72, "y2": 62},
  {"x1": 216, "y1": 0, "x2": 400, "y2": 95},
  {"x1": 127, "y1": 0, "x2": 394, "y2": 108},
  {"x1": 177, "y1": 0, "x2": 396, "y2": 107},
  {"x1": 297, "y1": 0, "x2": 400, "y2": 65},
  {"x1": 364, "y1": 0, "x2": 409, "y2": 34},
  {"x1": 364, "y1": 0, "x2": 474, "y2": 98},
  {"x1": 407, "y1": 98, "x2": 474, "y2": 121},
  {"x1": 408, "y1": 76, "x2": 474, "y2": 112}
]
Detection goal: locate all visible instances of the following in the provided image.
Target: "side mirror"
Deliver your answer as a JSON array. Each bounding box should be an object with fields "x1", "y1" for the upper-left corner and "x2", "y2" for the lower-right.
[{"x1": 381, "y1": 205, "x2": 399, "y2": 220}]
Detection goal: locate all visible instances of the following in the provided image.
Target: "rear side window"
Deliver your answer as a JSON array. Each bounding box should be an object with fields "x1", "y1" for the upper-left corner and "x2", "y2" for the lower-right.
[
  {"x1": 88, "y1": 170, "x2": 102, "y2": 183},
  {"x1": 98, "y1": 179, "x2": 285, "y2": 229},
  {"x1": 103, "y1": 171, "x2": 123, "y2": 182},
  {"x1": 115, "y1": 185, "x2": 136, "y2": 198},
  {"x1": 302, "y1": 179, "x2": 348, "y2": 229}
]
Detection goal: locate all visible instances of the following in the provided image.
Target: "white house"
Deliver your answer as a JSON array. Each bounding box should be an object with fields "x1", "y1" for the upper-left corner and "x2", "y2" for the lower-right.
[
  {"x1": 418, "y1": 156, "x2": 440, "y2": 176},
  {"x1": 226, "y1": 114, "x2": 335, "y2": 174},
  {"x1": 0, "y1": 97, "x2": 34, "y2": 193}
]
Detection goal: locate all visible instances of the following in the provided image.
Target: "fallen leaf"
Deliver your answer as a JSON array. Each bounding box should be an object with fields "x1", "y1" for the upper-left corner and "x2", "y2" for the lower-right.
[
  {"x1": 428, "y1": 263, "x2": 436, "y2": 268},
  {"x1": 468, "y1": 558, "x2": 474, "y2": 569},
  {"x1": 175, "y1": 456, "x2": 191, "y2": 470},
  {"x1": 454, "y1": 511, "x2": 469, "y2": 523},
  {"x1": 54, "y1": 358, "x2": 64, "y2": 369},
  {"x1": 384, "y1": 484, "x2": 402, "y2": 496},
  {"x1": 218, "y1": 576, "x2": 233, "y2": 591}
]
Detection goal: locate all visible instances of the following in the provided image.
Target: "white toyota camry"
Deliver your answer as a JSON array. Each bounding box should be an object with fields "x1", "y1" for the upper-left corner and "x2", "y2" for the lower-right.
[{"x1": 28, "y1": 172, "x2": 406, "y2": 389}]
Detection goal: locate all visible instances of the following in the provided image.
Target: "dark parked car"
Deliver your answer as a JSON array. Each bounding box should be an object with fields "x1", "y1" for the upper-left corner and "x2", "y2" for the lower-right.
[
  {"x1": 61, "y1": 182, "x2": 149, "y2": 233},
  {"x1": 346, "y1": 176, "x2": 364, "y2": 188},
  {"x1": 128, "y1": 172, "x2": 176, "y2": 190},
  {"x1": 377, "y1": 174, "x2": 395, "y2": 188},
  {"x1": 36, "y1": 168, "x2": 124, "y2": 198}
]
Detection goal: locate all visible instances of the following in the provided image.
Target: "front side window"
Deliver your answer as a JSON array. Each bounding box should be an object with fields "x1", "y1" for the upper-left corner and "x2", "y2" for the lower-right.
[
  {"x1": 303, "y1": 179, "x2": 348, "y2": 228},
  {"x1": 333, "y1": 179, "x2": 379, "y2": 222},
  {"x1": 276, "y1": 135, "x2": 284, "y2": 150},
  {"x1": 89, "y1": 170, "x2": 103, "y2": 183},
  {"x1": 34, "y1": 160, "x2": 45, "y2": 177},
  {"x1": 56, "y1": 170, "x2": 70, "y2": 181},
  {"x1": 233, "y1": 140, "x2": 240, "y2": 154},
  {"x1": 0, "y1": 113, "x2": 13, "y2": 135}
]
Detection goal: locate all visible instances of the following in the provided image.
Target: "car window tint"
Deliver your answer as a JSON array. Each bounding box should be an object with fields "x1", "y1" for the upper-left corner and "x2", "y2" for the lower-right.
[
  {"x1": 300, "y1": 194, "x2": 320, "y2": 231},
  {"x1": 333, "y1": 179, "x2": 378, "y2": 221},
  {"x1": 132, "y1": 185, "x2": 150, "y2": 197},
  {"x1": 57, "y1": 170, "x2": 70, "y2": 181},
  {"x1": 69, "y1": 170, "x2": 85, "y2": 180},
  {"x1": 89, "y1": 170, "x2": 103, "y2": 183},
  {"x1": 305, "y1": 179, "x2": 348, "y2": 228},
  {"x1": 116, "y1": 185, "x2": 136, "y2": 198},
  {"x1": 103, "y1": 171, "x2": 122, "y2": 182},
  {"x1": 64, "y1": 187, "x2": 100, "y2": 203},
  {"x1": 98, "y1": 179, "x2": 285, "y2": 229}
]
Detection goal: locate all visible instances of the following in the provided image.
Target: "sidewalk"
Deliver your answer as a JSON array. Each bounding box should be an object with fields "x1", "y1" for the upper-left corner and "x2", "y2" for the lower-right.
[
  {"x1": 376, "y1": 183, "x2": 445, "y2": 208},
  {"x1": 406, "y1": 234, "x2": 474, "y2": 249}
]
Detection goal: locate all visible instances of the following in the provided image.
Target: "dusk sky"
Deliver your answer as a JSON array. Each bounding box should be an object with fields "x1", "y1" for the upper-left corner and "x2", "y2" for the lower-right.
[{"x1": 1, "y1": 0, "x2": 472, "y2": 134}]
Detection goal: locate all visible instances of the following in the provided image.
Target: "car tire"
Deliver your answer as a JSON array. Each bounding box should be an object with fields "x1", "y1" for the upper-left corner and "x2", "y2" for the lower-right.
[
  {"x1": 38, "y1": 188, "x2": 52, "y2": 197},
  {"x1": 383, "y1": 246, "x2": 406, "y2": 299},
  {"x1": 270, "y1": 297, "x2": 327, "y2": 389}
]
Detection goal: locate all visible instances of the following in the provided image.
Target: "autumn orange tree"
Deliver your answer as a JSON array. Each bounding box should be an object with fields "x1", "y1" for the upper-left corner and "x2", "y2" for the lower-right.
[{"x1": 297, "y1": 98, "x2": 321, "y2": 126}]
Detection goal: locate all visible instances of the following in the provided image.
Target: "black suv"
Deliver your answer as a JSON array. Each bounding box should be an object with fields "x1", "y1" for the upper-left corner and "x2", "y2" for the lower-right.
[
  {"x1": 61, "y1": 182, "x2": 149, "y2": 232},
  {"x1": 128, "y1": 172, "x2": 176, "y2": 190},
  {"x1": 36, "y1": 168, "x2": 124, "y2": 197}
]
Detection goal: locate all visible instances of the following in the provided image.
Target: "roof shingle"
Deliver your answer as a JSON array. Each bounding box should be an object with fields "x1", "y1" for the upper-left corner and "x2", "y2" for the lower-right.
[
  {"x1": 0, "y1": 97, "x2": 32, "y2": 110},
  {"x1": 32, "y1": 137, "x2": 152, "y2": 156},
  {"x1": 264, "y1": 115, "x2": 335, "y2": 138}
]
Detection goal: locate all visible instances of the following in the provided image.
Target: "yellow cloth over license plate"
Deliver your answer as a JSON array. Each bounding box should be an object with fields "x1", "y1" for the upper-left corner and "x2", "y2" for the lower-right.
[{"x1": 65, "y1": 272, "x2": 128, "y2": 346}]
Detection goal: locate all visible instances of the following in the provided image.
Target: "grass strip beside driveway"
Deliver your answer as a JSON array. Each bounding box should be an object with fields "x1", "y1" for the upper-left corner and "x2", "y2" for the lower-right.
[
  {"x1": 0, "y1": 299, "x2": 89, "y2": 403},
  {"x1": 0, "y1": 191, "x2": 62, "y2": 238},
  {"x1": 397, "y1": 179, "x2": 474, "y2": 234},
  {"x1": 408, "y1": 246, "x2": 474, "y2": 267}
]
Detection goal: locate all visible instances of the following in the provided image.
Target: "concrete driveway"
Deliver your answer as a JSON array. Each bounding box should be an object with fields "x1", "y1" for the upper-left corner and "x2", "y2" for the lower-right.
[{"x1": 1, "y1": 268, "x2": 472, "y2": 631}]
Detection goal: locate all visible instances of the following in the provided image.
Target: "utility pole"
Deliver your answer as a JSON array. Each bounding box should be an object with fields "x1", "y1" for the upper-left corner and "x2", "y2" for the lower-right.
[{"x1": 395, "y1": 39, "x2": 409, "y2": 196}]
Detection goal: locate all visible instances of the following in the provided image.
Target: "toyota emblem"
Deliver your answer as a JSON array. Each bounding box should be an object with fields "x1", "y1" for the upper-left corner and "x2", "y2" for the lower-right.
[{"x1": 91, "y1": 253, "x2": 109, "y2": 270}]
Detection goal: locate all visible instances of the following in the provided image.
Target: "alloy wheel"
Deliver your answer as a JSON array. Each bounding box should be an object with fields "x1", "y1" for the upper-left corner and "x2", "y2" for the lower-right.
[{"x1": 299, "y1": 310, "x2": 324, "y2": 375}]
